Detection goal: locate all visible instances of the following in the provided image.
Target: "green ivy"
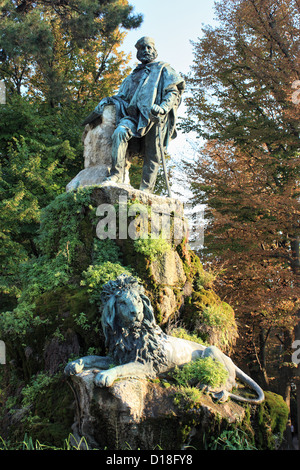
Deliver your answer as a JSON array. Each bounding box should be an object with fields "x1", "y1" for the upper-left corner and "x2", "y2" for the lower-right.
[
  {"x1": 92, "y1": 238, "x2": 124, "y2": 264},
  {"x1": 37, "y1": 187, "x2": 96, "y2": 261}
]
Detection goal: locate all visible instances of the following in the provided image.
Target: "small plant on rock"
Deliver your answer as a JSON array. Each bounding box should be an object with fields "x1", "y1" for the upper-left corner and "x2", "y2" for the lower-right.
[{"x1": 171, "y1": 356, "x2": 228, "y2": 389}]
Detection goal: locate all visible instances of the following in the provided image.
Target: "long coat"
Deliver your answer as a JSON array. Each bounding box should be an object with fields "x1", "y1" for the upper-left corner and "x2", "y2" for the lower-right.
[{"x1": 83, "y1": 61, "x2": 185, "y2": 150}]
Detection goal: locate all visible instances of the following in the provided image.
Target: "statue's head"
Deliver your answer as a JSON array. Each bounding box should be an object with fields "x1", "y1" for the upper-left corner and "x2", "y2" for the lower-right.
[
  {"x1": 100, "y1": 274, "x2": 167, "y2": 367},
  {"x1": 135, "y1": 36, "x2": 158, "y2": 64},
  {"x1": 101, "y1": 274, "x2": 157, "y2": 336}
]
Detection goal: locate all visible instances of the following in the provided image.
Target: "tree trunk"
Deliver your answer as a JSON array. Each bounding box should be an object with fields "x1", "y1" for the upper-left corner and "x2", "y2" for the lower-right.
[
  {"x1": 258, "y1": 327, "x2": 270, "y2": 389},
  {"x1": 278, "y1": 330, "x2": 293, "y2": 401},
  {"x1": 290, "y1": 236, "x2": 300, "y2": 449},
  {"x1": 290, "y1": 237, "x2": 300, "y2": 274}
]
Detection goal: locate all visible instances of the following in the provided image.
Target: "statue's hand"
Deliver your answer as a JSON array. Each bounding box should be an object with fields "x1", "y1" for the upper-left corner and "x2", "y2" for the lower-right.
[
  {"x1": 64, "y1": 359, "x2": 85, "y2": 376},
  {"x1": 151, "y1": 104, "x2": 165, "y2": 116}
]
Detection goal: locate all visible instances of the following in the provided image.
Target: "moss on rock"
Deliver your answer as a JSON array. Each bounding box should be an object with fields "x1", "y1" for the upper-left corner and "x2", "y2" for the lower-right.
[
  {"x1": 175, "y1": 239, "x2": 238, "y2": 353},
  {"x1": 255, "y1": 391, "x2": 289, "y2": 450}
]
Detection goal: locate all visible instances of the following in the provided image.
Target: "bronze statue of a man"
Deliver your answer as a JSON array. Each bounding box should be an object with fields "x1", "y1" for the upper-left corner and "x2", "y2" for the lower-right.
[{"x1": 83, "y1": 37, "x2": 185, "y2": 193}]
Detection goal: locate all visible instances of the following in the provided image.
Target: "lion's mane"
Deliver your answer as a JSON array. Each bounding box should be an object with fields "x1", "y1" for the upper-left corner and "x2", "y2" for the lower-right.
[{"x1": 100, "y1": 275, "x2": 168, "y2": 371}]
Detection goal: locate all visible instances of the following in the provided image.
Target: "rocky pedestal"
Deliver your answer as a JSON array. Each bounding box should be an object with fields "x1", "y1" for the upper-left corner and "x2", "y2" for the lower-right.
[
  {"x1": 66, "y1": 106, "x2": 131, "y2": 192},
  {"x1": 1, "y1": 170, "x2": 288, "y2": 450},
  {"x1": 62, "y1": 184, "x2": 246, "y2": 450},
  {"x1": 90, "y1": 183, "x2": 189, "y2": 325},
  {"x1": 69, "y1": 371, "x2": 245, "y2": 450}
]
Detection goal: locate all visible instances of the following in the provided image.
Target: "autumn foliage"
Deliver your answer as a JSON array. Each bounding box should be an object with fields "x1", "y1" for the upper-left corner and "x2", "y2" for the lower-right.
[{"x1": 182, "y1": 0, "x2": 300, "y2": 394}]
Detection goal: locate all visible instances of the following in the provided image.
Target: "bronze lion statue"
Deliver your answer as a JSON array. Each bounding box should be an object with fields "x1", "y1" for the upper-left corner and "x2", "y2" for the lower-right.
[{"x1": 64, "y1": 274, "x2": 264, "y2": 404}]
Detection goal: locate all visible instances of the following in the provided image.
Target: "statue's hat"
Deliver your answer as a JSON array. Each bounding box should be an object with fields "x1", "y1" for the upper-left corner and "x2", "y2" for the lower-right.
[{"x1": 135, "y1": 36, "x2": 156, "y2": 50}]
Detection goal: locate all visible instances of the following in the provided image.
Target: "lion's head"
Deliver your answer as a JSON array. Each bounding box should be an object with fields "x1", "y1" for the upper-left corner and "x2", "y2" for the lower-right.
[{"x1": 100, "y1": 275, "x2": 167, "y2": 369}]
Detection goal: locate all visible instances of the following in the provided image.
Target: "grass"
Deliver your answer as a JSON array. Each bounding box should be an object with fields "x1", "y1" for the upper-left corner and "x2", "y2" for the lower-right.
[{"x1": 0, "y1": 433, "x2": 92, "y2": 450}]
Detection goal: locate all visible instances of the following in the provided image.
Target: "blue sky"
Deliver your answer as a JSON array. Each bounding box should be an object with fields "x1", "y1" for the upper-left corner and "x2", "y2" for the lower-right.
[{"x1": 122, "y1": 0, "x2": 217, "y2": 75}]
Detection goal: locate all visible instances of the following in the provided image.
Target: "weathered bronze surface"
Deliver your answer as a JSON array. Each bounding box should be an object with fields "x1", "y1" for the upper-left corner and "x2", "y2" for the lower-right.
[{"x1": 83, "y1": 37, "x2": 185, "y2": 193}]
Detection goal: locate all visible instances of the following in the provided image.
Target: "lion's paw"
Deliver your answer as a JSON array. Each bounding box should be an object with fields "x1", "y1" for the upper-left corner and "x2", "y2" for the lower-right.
[
  {"x1": 94, "y1": 370, "x2": 116, "y2": 387},
  {"x1": 211, "y1": 389, "x2": 230, "y2": 403},
  {"x1": 64, "y1": 359, "x2": 84, "y2": 376}
]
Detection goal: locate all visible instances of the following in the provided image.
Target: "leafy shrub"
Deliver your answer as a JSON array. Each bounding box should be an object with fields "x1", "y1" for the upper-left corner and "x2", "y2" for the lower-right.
[
  {"x1": 81, "y1": 262, "x2": 133, "y2": 305},
  {"x1": 80, "y1": 237, "x2": 135, "y2": 305},
  {"x1": 170, "y1": 327, "x2": 208, "y2": 346},
  {"x1": 171, "y1": 356, "x2": 228, "y2": 389},
  {"x1": 0, "y1": 189, "x2": 96, "y2": 339},
  {"x1": 93, "y1": 238, "x2": 123, "y2": 264},
  {"x1": 173, "y1": 386, "x2": 203, "y2": 410},
  {"x1": 134, "y1": 235, "x2": 171, "y2": 261},
  {"x1": 37, "y1": 188, "x2": 96, "y2": 261},
  {"x1": 21, "y1": 372, "x2": 54, "y2": 408},
  {"x1": 0, "y1": 300, "x2": 47, "y2": 338}
]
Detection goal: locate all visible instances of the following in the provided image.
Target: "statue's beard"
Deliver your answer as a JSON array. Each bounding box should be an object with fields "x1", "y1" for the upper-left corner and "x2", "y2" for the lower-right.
[{"x1": 137, "y1": 50, "x2": 158, "y2": 64}]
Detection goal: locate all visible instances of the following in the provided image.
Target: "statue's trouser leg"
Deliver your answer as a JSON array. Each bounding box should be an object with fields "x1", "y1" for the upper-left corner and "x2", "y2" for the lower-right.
[
  {"x1": 140, "y1": 121, "x2": 167, "y2": 192},
  {"x1": 110, "y1": 125, "x2": 133, "y2": 181}
]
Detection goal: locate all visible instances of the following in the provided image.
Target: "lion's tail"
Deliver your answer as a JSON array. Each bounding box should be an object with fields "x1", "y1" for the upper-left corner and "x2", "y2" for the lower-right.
[{"x1": 229, "y1": 366, "x2": 265, "y2": 404}]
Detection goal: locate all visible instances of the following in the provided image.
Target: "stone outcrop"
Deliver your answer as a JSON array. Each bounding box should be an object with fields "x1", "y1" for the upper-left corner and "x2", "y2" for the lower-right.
[
  {"x1": 91, "y1": 182, "x2": 187, "y2": 242},
  {"x1": 63, "y1": 184, "x2": 247, "y2": 450},
  {"x1": 69, "y1": 371, "x2": 245, "y2": 450},
  {"x1": 90, "y1": 184, "x2": 188, "y2": 323},
  {"x1": 151, "y1": 250, "x2": 186, "y2": 286}
]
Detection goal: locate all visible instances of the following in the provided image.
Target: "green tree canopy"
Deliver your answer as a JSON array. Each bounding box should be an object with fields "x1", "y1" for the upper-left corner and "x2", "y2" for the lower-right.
[
  {"x1": 0, "y1": 0, "x2": 142, "y2": 105},
  {"x1": 0, "y1": 0, "x2": 143, "y2": 310}
]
